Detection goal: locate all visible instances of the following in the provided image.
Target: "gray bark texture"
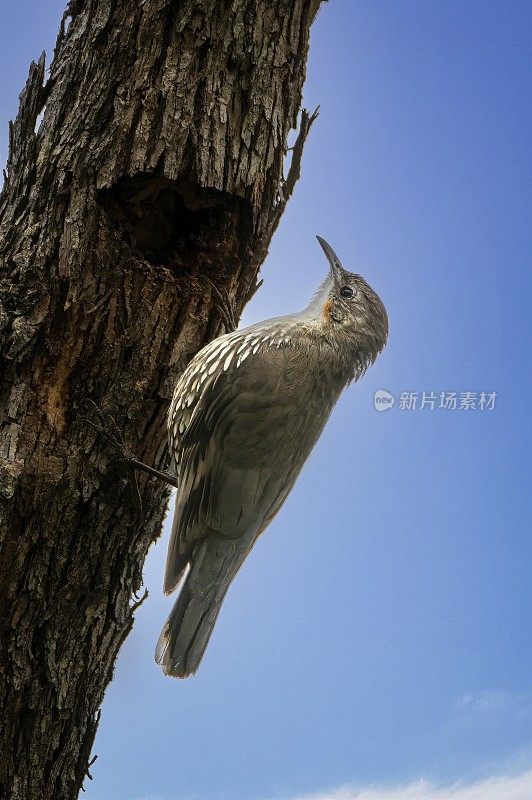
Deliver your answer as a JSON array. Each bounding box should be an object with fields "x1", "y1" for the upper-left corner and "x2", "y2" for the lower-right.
[{"x1": 0, "y1": 1, "x2": 320, "y2": 797}]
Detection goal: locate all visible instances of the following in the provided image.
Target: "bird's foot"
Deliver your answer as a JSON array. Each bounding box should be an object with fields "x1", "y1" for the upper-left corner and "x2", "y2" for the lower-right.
[
  {"x1": 206, "y1": 279, "x2": 238, "y2": 333},
  {"x1": 83, "y1": 401, "x2": 178, "y2": 523},
  {"x1": 83, "y1": 401, "x2": 143, "y2": 523}
]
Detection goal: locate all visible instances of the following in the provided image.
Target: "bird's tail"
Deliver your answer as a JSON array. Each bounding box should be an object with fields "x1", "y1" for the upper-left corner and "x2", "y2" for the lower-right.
[{"x1": 155, "y1": 533, "x2": 254, "y2": 678}]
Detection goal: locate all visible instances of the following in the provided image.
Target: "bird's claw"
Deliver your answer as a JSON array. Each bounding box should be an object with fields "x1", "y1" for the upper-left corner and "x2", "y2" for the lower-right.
[
  {"x1": 83, "y1": 400, "x2": 143, "y2": 525},
  {"x1": 206, "y1": 279, "x2": 238, "y2": 333}
]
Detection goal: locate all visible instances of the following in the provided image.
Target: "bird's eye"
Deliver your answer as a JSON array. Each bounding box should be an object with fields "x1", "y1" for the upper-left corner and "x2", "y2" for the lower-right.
[{"x1": 340, "y1": 285, "x2": 354, "y2": 298}]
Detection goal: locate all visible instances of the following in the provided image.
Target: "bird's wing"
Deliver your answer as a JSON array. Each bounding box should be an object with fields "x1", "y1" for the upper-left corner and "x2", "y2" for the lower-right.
[{"x1": 164, "y1": 333, "x2": 322, "y2": 594}]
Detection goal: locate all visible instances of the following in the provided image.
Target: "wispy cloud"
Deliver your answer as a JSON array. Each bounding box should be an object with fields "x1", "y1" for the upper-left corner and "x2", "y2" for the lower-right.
[
  {"x1": 454, "y1": 689, "x2": 525, "y2": 714},
  {"x1": 291, "y1": 769, "x2": 532, "y2": 800},
  {"x1": 131, "y1": 764, "x2": 532, "y2": 800}
]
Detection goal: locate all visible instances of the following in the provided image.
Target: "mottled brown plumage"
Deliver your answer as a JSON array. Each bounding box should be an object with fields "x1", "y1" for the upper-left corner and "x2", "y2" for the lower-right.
[{"x1": 156, "y1": 236, "x2": 388, "y2": 677}]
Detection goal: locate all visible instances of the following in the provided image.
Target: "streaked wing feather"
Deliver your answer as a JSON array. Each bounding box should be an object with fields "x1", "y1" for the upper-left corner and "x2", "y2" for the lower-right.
[{"x1": 164, "y1": 332, "x2": 328, "y2": 594}]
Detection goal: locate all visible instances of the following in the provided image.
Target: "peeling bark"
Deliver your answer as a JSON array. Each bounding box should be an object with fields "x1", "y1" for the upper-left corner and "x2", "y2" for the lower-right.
[{"x1": 0, "y1": 2, "x2": 320, "y2": 798}]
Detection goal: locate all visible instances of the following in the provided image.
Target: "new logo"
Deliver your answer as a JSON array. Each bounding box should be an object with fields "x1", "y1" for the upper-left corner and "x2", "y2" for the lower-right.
[{"x1": 374, "y1": 389, "x2": 395, "y2": 412}]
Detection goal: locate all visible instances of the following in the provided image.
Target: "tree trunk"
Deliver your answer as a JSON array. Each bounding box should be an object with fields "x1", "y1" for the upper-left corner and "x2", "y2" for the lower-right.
[{"x1": 0, "y1": 1, "x2": 320, "y2": 797}]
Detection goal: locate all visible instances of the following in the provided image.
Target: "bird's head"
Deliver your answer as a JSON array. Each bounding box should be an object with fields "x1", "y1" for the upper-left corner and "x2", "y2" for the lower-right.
[{"x1": 315, "y1": 235, "x2": 388, "y2": 366}]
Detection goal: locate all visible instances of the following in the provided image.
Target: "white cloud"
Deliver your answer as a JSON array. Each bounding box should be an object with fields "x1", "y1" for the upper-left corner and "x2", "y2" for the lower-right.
[
  {"x1": 455, "y1": 690, "x2": 524, "y2": 714},
  {"x1": 292, "y1": 769, "x2": 532, "y2": 800},
  {"x1": 132, "y1": 764, "x2": 532, "y2": 800}
]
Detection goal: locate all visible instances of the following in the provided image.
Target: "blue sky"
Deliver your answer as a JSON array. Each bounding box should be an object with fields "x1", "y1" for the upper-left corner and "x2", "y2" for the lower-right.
[{"x1": 1, "y1": 2, "x2": 531, "y2": 799}]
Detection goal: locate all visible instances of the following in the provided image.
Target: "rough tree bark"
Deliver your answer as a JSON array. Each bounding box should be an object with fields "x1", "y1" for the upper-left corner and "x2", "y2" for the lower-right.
[{"x1": 0, "y1": 1, "x2": 321, "y2": 798}]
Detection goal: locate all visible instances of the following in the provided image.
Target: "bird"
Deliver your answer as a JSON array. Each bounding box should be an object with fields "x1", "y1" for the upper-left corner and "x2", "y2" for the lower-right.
[{"x1": 155, "y1": 235, "x2": 388, "y2": 677}]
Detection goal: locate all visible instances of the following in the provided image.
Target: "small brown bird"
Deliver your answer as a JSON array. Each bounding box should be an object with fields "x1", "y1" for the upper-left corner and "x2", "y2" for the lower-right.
[{"x1": 156, "y1": 236, "x2": 388, "y2": 677}]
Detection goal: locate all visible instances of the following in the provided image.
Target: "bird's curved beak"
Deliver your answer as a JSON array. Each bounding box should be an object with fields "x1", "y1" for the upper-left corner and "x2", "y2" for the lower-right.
[{"x1": 316, "y1": 235, "x2": 344, "y2": 282}]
